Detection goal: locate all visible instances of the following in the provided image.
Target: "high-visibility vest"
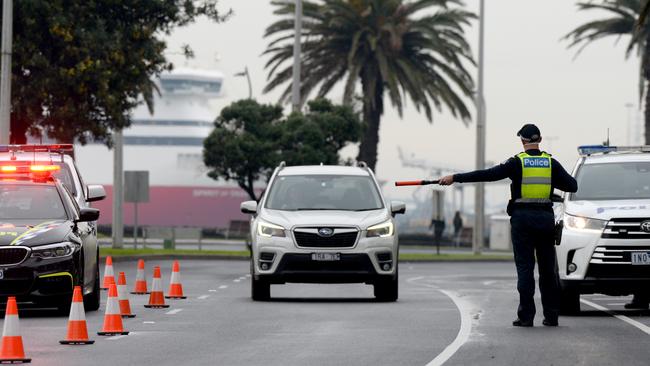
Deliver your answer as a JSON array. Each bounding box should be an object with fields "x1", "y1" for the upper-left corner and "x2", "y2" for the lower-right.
[{"x1": 516, "y1": 152, "x2": 552, "y2": 202}]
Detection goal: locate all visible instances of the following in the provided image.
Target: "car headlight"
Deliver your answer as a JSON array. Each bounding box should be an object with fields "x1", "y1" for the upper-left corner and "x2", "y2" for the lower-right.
[
  {"x1": 257, "y1": 221, "x2": 286, "y2": 238},
  {"x1": 367, "y1": 220, "x2": 394, "y2": 238},
  {"x1": 31, "y1": 242, "x2": 77, "y2": 259},
  {"x1": 564, "y1": 213, "x2": 607, "y2": 232}
]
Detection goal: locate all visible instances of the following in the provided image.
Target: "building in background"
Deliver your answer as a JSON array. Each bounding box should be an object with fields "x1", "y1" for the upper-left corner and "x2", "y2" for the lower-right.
[{"x1": 75, "y1": 68, "x2": 249, "y2": 229}]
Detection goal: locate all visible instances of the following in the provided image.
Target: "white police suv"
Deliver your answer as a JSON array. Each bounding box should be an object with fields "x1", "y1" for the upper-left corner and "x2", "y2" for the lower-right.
[
  {"x1": 240, "y1": 163, "x2": 405, "y2": 301},
  {"x1": 556, "y1": 145, "x2": 650, "y2": 313}
]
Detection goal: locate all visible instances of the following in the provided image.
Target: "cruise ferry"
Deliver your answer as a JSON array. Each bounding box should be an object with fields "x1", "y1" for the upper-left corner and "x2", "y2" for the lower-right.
[{"x1": 75, "y1": 68, "x2": 249, "y2": 229}]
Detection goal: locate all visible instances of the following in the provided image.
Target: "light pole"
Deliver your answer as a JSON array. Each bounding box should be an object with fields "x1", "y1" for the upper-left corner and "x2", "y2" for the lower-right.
[
  {"x1": 291, "y1": 0, "x2": 303, "y2": 113},
  {"x1": 234, "y1": 66, "x2": 253, "y2": 99},
  {"x1": 0, "y1": 0, "x2": 13, "y2": 144},
  {"x1": 473, "y1": 0, "x2": 486, "y2": 255},
  {"x1": 112, "y1": 129, "x2": 124, "y2": 249}
]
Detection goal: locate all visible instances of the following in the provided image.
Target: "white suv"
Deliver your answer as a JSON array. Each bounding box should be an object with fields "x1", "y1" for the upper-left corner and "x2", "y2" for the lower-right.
[
  {"x1": 241, "y1": 163, "x2": 405, "y2": 301},
  {"x1": 556, "y1": 145, "x2": 650, "y2": 313}
]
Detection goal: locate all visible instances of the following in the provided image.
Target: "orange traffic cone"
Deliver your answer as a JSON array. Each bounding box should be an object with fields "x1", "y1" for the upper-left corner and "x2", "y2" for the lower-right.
[
  {"x1": 60, "y1": 286, "x2": 94, "y2": 345},
  {"x1": 101, "y1": 256, "x2": 116, "y2": 290},
  {"x1": 0, "y1": 297, "x2": 31, "y2": 363},
  {"x1": 131, "y1": 259, "x2": 149, "y2": 294},
  {"x1": 165, "y1": 261, "x2": 186, "y2": 299},
  {"x1": 144, "y1": 266, "x2": 169, "y2": 308},
  {"x1": 117, "y1": 272, "x2": 136, "y2": 318},
  {"x1": 97, "y1": 284, "x2": 129, "y2": 336}
]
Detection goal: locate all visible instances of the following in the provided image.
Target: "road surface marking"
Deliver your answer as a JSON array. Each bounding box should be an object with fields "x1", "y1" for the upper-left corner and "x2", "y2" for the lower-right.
[
  {"x1": 245, "y1": 274, "x2": 251, "y2": 278},
  {"x1": 108, "y1": 335, "x2": 129, "y2": 340},
  {"x1": 219, "y1": 285, "x2": 228, "y2": 289},
  {"x1": 482, "y1": 280, "x2": 497, "y2": 286},
  {"x1": 197, "y1": 295, "x2": 210, "y2": 300},
  {"x1": 406, "y1": 276, "x2": 473, "y2": 366},
  {"x1": 143, "y1": 321, "x2": 155, "y2": 324},
  {"x1": 166, "y1": 308, "x2": 184, "y2": 315},
  {"x1": 208, "y1": 289, "x2": 217, "y2": 292},
  {"x1": 607, "y1": 303, "x2": 626, "y2": 306},
  {"x1": 233, "y1": 279, "x2": 241, "y2": 283},
  {"x1": 581, "y1": 299, "x2": 650, "y2": 335}
]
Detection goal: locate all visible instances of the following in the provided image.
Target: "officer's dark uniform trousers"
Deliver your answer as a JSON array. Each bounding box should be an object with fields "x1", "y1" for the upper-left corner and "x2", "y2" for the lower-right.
[{"x1": 510, "y1": 207, "x2": 560, "y2": 322}]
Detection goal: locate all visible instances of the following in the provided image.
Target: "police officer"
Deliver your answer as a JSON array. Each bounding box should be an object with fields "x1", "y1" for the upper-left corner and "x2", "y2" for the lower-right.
[{"x1": 439, "y1": 124, "x2": 578, "y2": 327}]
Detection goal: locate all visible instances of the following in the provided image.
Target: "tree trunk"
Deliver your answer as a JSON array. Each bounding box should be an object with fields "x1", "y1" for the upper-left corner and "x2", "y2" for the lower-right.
[
  {"x1": 357, "y1": 69, "x2": 384, "y2": 171},
  {"x1": 9, "y1": 114, "x2": 28, "y2": 144}
]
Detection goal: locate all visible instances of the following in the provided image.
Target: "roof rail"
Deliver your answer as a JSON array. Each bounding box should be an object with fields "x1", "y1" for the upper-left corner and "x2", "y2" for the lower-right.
[
  {"x1": 356, "y1": 161, "x2": 368, "y2": 168},
  {"x1": 578, "y1": 145, "x2": 650, "y2": 156}
]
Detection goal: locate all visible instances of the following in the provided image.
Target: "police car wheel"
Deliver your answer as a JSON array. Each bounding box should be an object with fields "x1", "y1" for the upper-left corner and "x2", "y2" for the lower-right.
[
  {"x1": 83, "y1": 249, "x2": 101, "y2": 311},
  {"x1": 251, "y1": 276, "x2": 270, "y2": 301},
  {"x1": 559, "y1": 288, "x2": 581, "y2": 315},
  {"x1": 374, "y1": 273, "x2": 398, "y2": 302}
]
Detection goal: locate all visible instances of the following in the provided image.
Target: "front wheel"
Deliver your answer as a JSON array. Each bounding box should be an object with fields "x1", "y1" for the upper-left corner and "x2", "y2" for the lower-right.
[
  {"x1": 559, "y1": 287, "x2": 581, "y2": 315},
  {"x1": 374, "y1": 274, "x2": 398, "y2": 302},
  {"x1": 251, "y1": 277, "x2": 270, "y2": 301}
]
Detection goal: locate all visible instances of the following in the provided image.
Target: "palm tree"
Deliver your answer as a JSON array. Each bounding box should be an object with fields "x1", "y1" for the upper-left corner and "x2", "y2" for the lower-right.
[
  {"x1": 264, "y1": 0, "x2": 475, "y2": 170},
  {"x1": 566, "y1": 1, "x2": 650, "y2": 144}
]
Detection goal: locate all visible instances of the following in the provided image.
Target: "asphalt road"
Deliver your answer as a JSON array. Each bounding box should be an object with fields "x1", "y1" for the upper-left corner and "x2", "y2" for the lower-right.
[{"x1": 6, "y1": 260, "x2": 650, "y2": 366}]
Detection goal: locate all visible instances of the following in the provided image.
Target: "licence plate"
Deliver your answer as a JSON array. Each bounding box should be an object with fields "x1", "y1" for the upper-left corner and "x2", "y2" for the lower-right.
[
  {"x1": 631, "y1": 252, "x2": 650, "y2": 265},
  {"x1": 311, "y1": 253, "x2": 340, "y2": 261}
]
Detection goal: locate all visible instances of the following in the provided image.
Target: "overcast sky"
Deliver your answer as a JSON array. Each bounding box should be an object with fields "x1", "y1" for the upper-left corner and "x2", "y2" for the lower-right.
[{"x1": 164, "y1": 0, "x2": 641, "y2": 202}]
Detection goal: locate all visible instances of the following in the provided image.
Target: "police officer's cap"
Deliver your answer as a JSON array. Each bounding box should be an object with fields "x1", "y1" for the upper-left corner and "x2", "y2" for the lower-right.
[{"x1": 517, "y1": 124, "x2": 541, "y2": 143}]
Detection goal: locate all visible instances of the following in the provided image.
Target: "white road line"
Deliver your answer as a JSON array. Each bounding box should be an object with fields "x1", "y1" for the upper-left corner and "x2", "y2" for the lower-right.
[
  {"x1": 581, "y1": 299, "x2": 650, "y2": 335},
  {"x1": 233, "y1": 279, "x2": 240, "y2": 283},
  {"x1": 219, "y1": 285, "x2": 228, "y2": 289},
  {"x1": 165, "y1": 308, "x2": 184, "y2": 315},
  {"x1": 197, "y1": 295, "x2": 210, "y2": 300},
  {"x1": 426, "y1": 290, "x2": 473, "y2": 366},
  {"x1": 406, "y1": 276, "x2": 473, "y2": 366},
  {"x1": 482, "y1": 280, "x2": 497, "y2": 286},
  {"x1": 245, "y1": 274, "x2": 251, "y2": 278},
  {"x1": 143, "y1": 321, "x2": 155, "y2": 324},
  {"x1": 208, "y1": 289, "x2": 217, "y2": 292},
  {"x1": 107, "y1": 335, "x2": 129, "y2": 340},
  {"x1": 606, "y1": 303, "x2": 627, "y2": 306}
]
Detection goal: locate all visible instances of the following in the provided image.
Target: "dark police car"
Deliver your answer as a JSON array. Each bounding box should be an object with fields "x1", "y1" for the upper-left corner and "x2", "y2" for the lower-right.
[{"x1": 0, "y1": 164, "x2": 100, "y2": 313}]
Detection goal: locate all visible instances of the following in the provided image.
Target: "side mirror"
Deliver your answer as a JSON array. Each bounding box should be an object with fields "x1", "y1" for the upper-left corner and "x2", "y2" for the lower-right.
[
  {"x1": 241, "y1": 201, "x2": 258, "y2": 215},
  {"x1": 390, "y1": 201, "x2": 406, "y2": 216},
  {"x1": 77, "y1": 208, "x2": 100, "y2": 222},
  {"x1": 551, "y1": 193, "x2": 564, "y2": 203},
  {"x1": 86, "y1": 185, "x2": 106, "y2": 202}
]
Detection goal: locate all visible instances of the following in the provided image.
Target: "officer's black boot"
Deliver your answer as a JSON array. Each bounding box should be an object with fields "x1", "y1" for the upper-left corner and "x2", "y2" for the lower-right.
[
  {"x1": 512, "y1": 318, "x2": 533, "y2": 327},
  {"x1": 624, "y1": 294, "x2": 649, "y2": 310}
]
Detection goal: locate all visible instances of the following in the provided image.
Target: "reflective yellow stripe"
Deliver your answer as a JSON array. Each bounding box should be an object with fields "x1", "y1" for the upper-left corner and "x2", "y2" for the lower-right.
[
  {"x1": 38, "y1": 271, "x2": 74, "y2": 290},
  {"x1": 9, "y1": 221, "x2": 57, "y2": 246}
]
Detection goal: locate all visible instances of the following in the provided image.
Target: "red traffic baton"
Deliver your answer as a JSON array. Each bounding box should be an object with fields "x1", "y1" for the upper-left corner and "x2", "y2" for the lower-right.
[{"x1": 395, "y1": 180, "x2": 439, "y2": 186}]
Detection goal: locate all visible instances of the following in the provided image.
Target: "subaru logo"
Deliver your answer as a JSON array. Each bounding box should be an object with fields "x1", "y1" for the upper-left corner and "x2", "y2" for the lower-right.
[
  {"x1": 318, "y1": 228, "x2": 334, "y2": 237},
  {"x1": 641, "y1": 221, "x2": 650, "y2": 233}
]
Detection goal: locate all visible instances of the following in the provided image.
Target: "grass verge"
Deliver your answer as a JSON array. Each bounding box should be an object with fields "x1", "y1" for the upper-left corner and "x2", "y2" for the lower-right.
[{"x1": 101, "y1": 248, "x2": 512, "y2": 261}]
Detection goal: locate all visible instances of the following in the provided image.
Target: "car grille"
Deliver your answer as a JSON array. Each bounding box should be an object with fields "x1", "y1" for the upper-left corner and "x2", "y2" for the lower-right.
[
  {"x1": 0, "y1": 247, "x2": 29, "y2": 265},
  {"x1": 590, "y1": 245, "x2": 650, "y2": 264},
  {"x1": 601, "y1": 218, "x2": 650, "y2": 239},
  {"x1": 293, "y1": 228, "x2": 358, "y2": 248}
]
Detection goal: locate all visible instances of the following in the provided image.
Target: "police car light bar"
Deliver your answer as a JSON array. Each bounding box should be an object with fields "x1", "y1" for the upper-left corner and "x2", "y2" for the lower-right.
[
  {"x1": 0, "y1": 144, "x2": 73, "y2": 153},
  {"x1": 578, "y1": 145, "x2": 650, "y2": 156},
  {"x1": 0, "y1": 165, "x2": 61, "y2": 174}
]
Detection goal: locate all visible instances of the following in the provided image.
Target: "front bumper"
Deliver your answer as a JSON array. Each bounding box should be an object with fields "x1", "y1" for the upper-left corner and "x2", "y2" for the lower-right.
[
  {"x1": 252, "y1": 233, "x2": 398, "y2": 284},
  {"x1": 0, "y1": 252, "x2": 80, "y2": 306}
]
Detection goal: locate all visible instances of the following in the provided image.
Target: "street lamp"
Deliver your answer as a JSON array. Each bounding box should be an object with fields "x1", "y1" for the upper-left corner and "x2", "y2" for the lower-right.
[
  {"x1": 234, "y1": 66, "x2": 253, "y2": 99},
  {"x1": 473, "y1": 0, "x2": 486, "y2": 255},
  {"x1": 0, "y1": 0, "x2": 13, "y2": 144},
  {"x1": 291, "y1": 0, "x2": 303, "y2": 112}
]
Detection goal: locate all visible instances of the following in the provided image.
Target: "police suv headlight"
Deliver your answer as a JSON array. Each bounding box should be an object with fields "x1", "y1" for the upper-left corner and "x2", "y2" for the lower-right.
[
  {"x1": 257, "y1": 221, "x2": 286, "y2": 238},
  {"x1": 367, "y1": 220, "x2": 394, "y2": 238},
  {"x1": 31, "y1": 242, "x2": 77, "y2": 259},
  {"x1": 564, "y1": 213, "x2": 607, "y2": 232}
]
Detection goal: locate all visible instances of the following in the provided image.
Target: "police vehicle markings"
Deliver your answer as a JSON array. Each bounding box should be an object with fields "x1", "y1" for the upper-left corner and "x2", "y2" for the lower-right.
[
  {"x1": 406, "y1": 276, "x2": 474, "y2": 366},
  {"x1": 580, "y1": 299, "x2": 650, "y2": 336}
]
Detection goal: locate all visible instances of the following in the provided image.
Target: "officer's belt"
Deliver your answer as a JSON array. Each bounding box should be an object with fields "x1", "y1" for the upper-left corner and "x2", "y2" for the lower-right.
[{"x1": 514, "y1": 198, "x2": 552, "y2": 204}]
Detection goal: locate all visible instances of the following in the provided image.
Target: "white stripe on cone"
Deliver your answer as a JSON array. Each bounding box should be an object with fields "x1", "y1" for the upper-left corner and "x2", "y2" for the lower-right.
[
  {"x1": 105, "y1": 294, "x2": 120, "y2": 315},
  {"x1": 104, "y1": 264, "x2": 114, "y2": 277},
  {"x1": 117, "y1": 284, "x2": 129, "y2": 302},
  {"x1": 169, "y1": 271, "x2": 180, "y2": 285},
  {"x1": 135, "y1": 268, "x2": 145, "y2": 282},
  {"x1": 68, "y1": 302, "x2": 86, "y2": 322},
  {"x1": 151, "y1": 276, "x2": 162, "y2": 292},
  {"x1": 2, "y1": 314, "x2": 20, "y2": 337}
]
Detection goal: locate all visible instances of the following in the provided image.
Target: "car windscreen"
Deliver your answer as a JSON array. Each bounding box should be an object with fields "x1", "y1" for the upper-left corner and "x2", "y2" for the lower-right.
[
  {"x1": 0, "y1": 185, "x2": 67, "y2": 220},
  {"x1": 52, "y1": 163, "x2": 77, "y2": 197},
  {"x1": 265, "y1": 175, "x2": 384, "y2": 211},
  {"x1": 571, "y1": 162, "x2": 650, "y2": 201}
]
